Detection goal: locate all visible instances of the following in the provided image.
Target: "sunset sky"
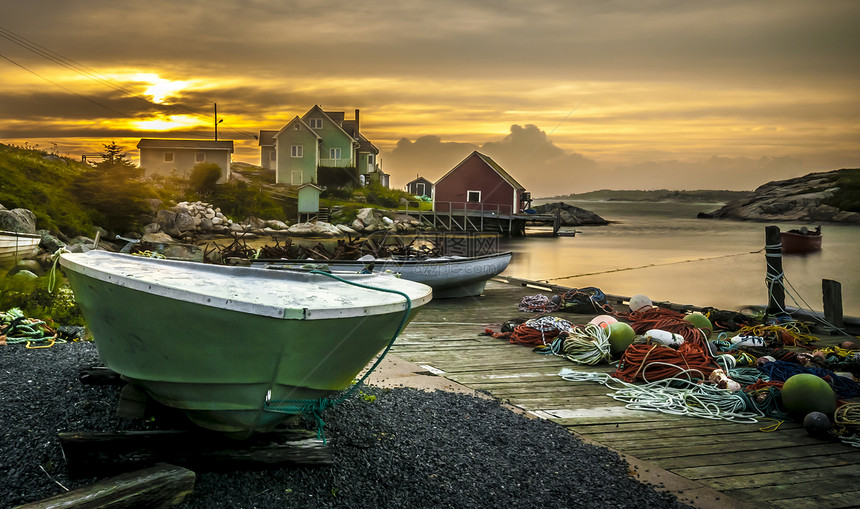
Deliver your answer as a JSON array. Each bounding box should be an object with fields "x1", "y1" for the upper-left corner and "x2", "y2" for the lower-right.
[{"x1": 2, "y1": 0, "x2": 858, "y2": 196}]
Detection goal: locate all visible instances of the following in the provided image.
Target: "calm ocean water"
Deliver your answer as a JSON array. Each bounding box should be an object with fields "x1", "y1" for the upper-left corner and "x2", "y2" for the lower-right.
[{"x1": 500, "y1": 200, "x2": 860, "y2": 317}]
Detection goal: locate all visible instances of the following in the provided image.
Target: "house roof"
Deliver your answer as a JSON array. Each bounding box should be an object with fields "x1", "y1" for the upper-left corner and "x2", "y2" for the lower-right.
[
  {"x1": 298, "y1": 183, "x2": 323, "y2": 191},
  {"x1": 302, "y1": 105, "x2": 357, "y2": 146},
  {"x1": 273, "y1": 116, "x2": 321, "y2": 140},
  {"x1": 258, "y1": 130, "x2": 277, "y2": 146},
  {"x1": 406, "y1": 176, "x2": 432, "y2": 185},
  {"x1": 354, "y1": 132, "x2": 379, "y2": 154},
  {"x1": 137, "y1": 139, "x2": 234, "y2": 152},
  {"x1": 324, "y1": 111, "x2": 345, "y2": 124},
  {"x1": 436, "y1": 151, "x2": 525, "y2": 190}
]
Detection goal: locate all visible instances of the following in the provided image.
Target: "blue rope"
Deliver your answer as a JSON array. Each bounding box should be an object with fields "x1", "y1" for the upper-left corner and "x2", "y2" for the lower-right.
[
  {"x1": 759, "y1": 360, "x2": 860, "y2": 399},
  {"x1": 264, "y1": 270, "x2": 413, "y2": 442}
]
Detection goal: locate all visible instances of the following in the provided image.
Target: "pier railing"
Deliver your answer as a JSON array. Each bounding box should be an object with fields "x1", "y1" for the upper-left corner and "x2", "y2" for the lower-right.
[{"x1": 397, "y1": 201, "x2": 516, "y2": 233}]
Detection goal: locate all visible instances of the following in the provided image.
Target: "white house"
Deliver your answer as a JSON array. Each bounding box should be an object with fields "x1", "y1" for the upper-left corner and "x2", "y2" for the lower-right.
[{"x1": 137, "y1": 139, "x2": 234, "y2": 183}]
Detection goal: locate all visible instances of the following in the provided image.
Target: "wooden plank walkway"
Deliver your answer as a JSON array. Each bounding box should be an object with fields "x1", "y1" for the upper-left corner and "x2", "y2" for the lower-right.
[{"x1": 390, "y1": 279, "x2": 860, "y2": 509}]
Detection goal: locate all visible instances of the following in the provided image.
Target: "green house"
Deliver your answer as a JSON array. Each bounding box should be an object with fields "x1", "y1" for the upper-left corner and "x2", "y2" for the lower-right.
[{"x1": 262, "y1": 105, "x2": 385, "y2": 187}]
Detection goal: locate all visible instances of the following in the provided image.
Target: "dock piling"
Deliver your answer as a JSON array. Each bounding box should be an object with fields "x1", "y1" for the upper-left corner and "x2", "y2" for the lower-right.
[
  {"x1": 765, "y1": 225, "x2": 786, "y2": 316},
  {"x1": 823, "y1": 279, "x2": 845, "y2": 331}
]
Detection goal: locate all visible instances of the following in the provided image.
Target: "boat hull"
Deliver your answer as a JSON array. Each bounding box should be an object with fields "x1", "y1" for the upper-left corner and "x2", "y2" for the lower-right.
[
  {"x1": 60, "y1": 252, "x2": 431, "y2": 435},
  {"x1": 0, "y1": 231, "x2": 41, "y2": 266},
  {"x1": 780, "y1": 231, "x2": 822, "y2": 254},
  {"x1": 256, "y1": 252, "x2": 513, "y2": 298}
]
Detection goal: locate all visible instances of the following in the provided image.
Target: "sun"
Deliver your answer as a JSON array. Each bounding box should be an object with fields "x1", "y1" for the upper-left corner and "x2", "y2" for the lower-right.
[{"x1": 131, "y1": 73, "x2": 189, "y2": 104}]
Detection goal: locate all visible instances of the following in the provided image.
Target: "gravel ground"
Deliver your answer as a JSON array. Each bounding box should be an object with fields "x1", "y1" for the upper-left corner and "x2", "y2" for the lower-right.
[{"x1": 1, "y1": 342, "x2": 692, "y2": 509}]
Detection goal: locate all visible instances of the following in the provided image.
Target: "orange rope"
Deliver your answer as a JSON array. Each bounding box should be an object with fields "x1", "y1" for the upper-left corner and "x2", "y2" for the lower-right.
[{"x1": 614, "y1": 342, "x2": 715, "y2": 383}]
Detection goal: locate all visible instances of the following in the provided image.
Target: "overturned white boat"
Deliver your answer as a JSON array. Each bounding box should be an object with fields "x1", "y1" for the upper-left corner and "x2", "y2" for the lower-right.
[{"x1": 253, "y1": 251, "x2": 512, "y2": 298}]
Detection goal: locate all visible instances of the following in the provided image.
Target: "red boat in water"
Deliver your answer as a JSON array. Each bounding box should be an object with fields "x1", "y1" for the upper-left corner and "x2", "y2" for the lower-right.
[{"x1": 780, "y1": 226, "x2": 822, "y2": 254}]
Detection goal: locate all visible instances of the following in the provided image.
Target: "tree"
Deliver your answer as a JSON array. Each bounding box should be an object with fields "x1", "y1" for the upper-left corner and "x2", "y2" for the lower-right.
[
  {"x1": 73, "y1": 141, "x2": 149, "y2": 234},
  {"x1": 96, "y1": 141, "x2": 140, "y2": 179}
]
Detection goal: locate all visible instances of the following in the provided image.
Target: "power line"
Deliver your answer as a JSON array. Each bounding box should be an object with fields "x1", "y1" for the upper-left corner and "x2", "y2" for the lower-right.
[
  {"x1": 0, "y1": 25, "x2": 257, "y2": 139},
  {"x1": 0, "y1": 52, "x2": 132, "y2": 118}
]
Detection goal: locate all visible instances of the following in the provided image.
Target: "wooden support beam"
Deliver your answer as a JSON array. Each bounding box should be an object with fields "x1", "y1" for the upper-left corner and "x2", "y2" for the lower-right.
[
  {"x1": 13, "y1": 463, "x2": 195, "y2": 509},
  {"x1": 823, "y1": 279, "x2": 845, "y2": 330},
  {"x1": 59, "y1": 429, "x2": 332, "y2": 476}
]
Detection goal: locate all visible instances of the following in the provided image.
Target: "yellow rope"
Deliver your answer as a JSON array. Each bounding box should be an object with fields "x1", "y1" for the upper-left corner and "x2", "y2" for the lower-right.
[
  {"x1": 736, "y1": 324, "x2": 818, "y2": 347},
  {"x1": 758, "y1": 418, "x2": 785, "y2": 432}
]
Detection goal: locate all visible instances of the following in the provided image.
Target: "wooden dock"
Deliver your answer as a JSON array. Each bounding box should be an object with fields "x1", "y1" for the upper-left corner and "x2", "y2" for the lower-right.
[
  {"x1": 399, "y1": 201, "x2": 559, "y2": 236},
  {"x1": 388, "y1": 279, "x2": 860, "y2": 509}
]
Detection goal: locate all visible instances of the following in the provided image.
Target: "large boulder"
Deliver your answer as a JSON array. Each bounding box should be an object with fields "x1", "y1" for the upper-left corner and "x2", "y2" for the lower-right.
[
  {"x1": 533, "y1": 202, "x2": 609, "y2": 226},
  {"x1": 37, "y1": 230, "x2": 65, "y2": 253},
  {"x1": 141, "y1": 232, "x2": 177, "y2": 244},
  {"x1": 174, "y1": 212, "x2": 197, "y2": 232},
  {"x1": 286, "y1": 221, "x2": 345, "y2": 237},
  {"x1": 0, "y1": 208, "x2": 37, "y2": 233}
]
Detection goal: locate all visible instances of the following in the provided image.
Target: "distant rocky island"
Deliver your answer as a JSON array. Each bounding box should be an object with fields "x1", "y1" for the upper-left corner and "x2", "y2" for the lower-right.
[
  {"x1": 699, "y1": 169, "x2": 860, "y2": 224},
  {"x1": 542, "y1": 189, "x2": 752, "y2": 203}
]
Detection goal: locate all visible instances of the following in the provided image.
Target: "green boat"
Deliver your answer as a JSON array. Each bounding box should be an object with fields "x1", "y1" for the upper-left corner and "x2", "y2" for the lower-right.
[{"x1": 59, "y1": 251, "x2": 432, "y2": 435}]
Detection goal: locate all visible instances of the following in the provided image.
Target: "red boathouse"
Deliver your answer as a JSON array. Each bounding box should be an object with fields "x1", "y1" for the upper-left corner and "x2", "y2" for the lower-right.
[{"x1": 432, "y1": 151, "x2": 526, "y2": 214}]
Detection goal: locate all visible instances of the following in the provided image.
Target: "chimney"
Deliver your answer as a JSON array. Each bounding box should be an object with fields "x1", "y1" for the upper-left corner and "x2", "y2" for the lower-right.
[{"x1": 354, "y1": 109, "x2": 360, "y2": 133}]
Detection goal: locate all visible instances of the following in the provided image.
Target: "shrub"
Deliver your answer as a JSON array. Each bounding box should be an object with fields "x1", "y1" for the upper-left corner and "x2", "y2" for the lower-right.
[
  {"x1": 210, "y1": 181, "x2": 294, "y2": 221},
  {"x1": 824, "y1": 169, "x2": 860, "y2": 212},
  {"x1": 72, "y1": 163, "x2": 157, "y2": 235},
  {"x1": 0, "y1": 276, "x2": 86, "y2": 326},
  {"x1": 189, "y1": 163, "x2": 222, "y2": 195},
  {"x1": 321, "y1": 187, "x2": 354, "y2": 200},
  {"x1": 356, "y1": 182, "x2": 414, "y2": 208}
]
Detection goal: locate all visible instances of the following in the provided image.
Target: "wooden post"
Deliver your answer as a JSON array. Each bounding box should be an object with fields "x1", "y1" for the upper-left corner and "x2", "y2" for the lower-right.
[
  {"x1": 553, "y1": 208, "x2": 561, "y2": 236},
  {"x1": 15, "y1": 463, "x2": 195, "y2": 509},
  {"x1": 823, "y1": 279, "x2": 844, "y2": 330},
  {"x1": 765, "y1": 226, "x2": 785, "y2": 315},
  {"x1": 58, "y1": 429, "x2": 332, "y2": 476}
]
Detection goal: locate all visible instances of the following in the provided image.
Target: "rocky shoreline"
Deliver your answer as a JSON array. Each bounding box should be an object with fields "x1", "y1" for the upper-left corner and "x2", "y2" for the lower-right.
[{"x1": 699, "y1": 169, "x2": 860, "y2": 224}]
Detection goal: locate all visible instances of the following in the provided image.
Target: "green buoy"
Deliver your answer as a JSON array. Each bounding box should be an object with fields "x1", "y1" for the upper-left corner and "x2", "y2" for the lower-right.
[
  {"x1": 781, "y1": 373, "x2": 837, "y2": 416},
  {"x1": 608, "y1": 322, "x2": 636, "y2": 356}
]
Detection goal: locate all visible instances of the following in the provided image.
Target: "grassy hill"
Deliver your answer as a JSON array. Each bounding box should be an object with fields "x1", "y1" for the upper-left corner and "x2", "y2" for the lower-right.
[{"x1": 0, "y1": 143, "x2": 96, "y2": 236}]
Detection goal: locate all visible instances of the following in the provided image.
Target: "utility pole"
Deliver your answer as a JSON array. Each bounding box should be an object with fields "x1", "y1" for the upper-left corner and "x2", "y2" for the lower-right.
[{"x1": 214, "y1": 103, "x2": 218, "y2": 141}]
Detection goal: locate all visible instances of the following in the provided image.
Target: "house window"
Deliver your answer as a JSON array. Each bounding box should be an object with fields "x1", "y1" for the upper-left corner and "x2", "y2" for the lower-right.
[
  {"x1": 163, "y1": 152, "x2": 174, "y2": 162},
  {"x1": 294, "y1": 123, "x2": 301, "y2": 130},
  {"x1": 291, "y1": 145, "x2": 303, "y2": 158},
  {"x1": 330, "y1": 148, "x2": 341, "y2": 160},
  {"x1": 309, "y1": 118, "x2": 323, "y2": 129},
  {"x1": 367, "y1": 154, "x2": 374, "y2": 165},
  {"x1": 467, "y1": 190, "x2": 481, "y2": 202},
  {"x1": 269, "y1": 151, "x2": 276, "y2": 161},
  {"x1": 195, "y1": 152, "x2": 205, "y2": 163}
]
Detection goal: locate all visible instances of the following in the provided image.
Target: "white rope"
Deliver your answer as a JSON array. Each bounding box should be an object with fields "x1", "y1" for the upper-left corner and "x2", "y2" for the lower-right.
[{"x1": 558, "y1": 368, "x2": 761, "y2": 423}]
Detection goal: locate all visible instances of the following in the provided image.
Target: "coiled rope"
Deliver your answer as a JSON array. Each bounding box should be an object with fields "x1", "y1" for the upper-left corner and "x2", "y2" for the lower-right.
[
  {"x1": 834, "y1": 403, "x2": 860, "y2": 448},
  {"x1": 508, "y1": 316, "x2": 574, "y2": 347},
  {"x1": 517, "y1": 294, "x2": 558, "y2": 313},
  {"x1": 264, "y1": 270, "x2": 412, "y2": 441},
  {"x1": 0, "y1": 308, "x2": 60, "y2": 348},
  {"x1": 561, "y1": 323, "x2": 612, "y2": 365},
  {"x1": 559, "y1": 369, "x2": 762, "y2": 423},
  {"x1": 735, "y1": 323, "x2": 818, "y2": 349}
]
